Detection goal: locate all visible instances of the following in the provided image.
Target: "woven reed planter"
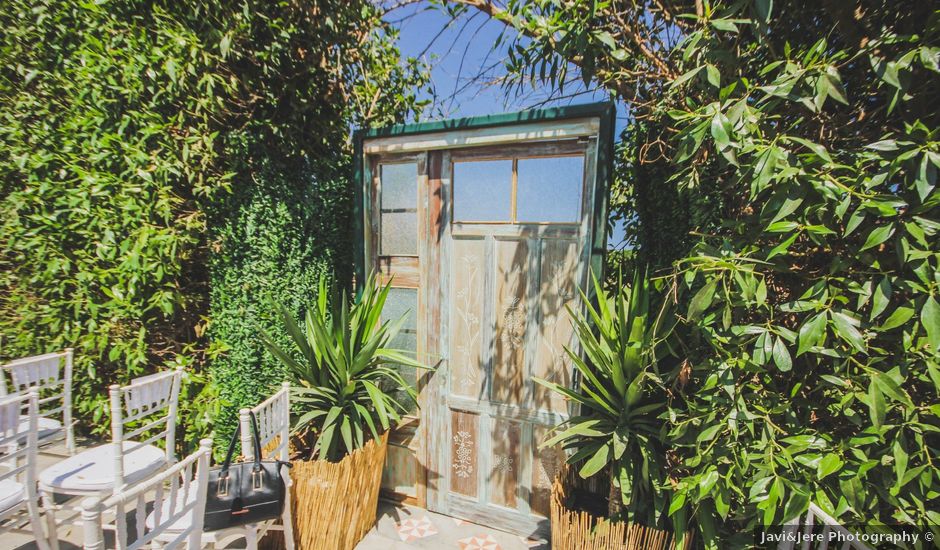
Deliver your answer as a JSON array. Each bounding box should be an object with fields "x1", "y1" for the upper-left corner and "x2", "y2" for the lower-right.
[
  {"x1": 287, "y1": 432, "x2": 389, "y2": 550},
  {"x1": 550, "y1": 467, "x2": 692, "y2": 550}
]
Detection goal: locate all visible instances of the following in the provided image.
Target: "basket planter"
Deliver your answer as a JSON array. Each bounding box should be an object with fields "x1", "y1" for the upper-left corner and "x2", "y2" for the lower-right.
[
  {"x1": 550, "y1": 468, "x2": 691, "y2": 550},
  {"x1": 288, "y1": 432, "x2": 389, "y2": 550}
]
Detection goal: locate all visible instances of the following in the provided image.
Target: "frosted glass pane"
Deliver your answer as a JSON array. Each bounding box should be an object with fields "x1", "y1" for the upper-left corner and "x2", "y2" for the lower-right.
[
  {"x1": 383, "y1": 288, "x2": 418, "y2": 332},
  {"x1": 381, "y1": 163, "x2": 417, "y2": 210},
  {"x1": 389, "y1": 332, "x2": 418, "y2": 354},
  {"x1": 516, "y1": 156, "x2": 584, "y2": 223},
  {"x1": 381, "y1": 288, "x2": 418, "y2": 415},
  {"x1": 453, "y1": 160, "x2": 512, "y2": 221},
  {"x1": 381, "y1": 212, "x2": 417, "y2": 255}
]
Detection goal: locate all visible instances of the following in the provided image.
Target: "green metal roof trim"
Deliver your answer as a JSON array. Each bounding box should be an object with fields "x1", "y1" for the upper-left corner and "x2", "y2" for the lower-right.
[
  {"x1": 354, "y1": 101, "x2": 614, "y2": 141},
  {"x1": 353, "y1": 101, "x2": 617, "y2": 288}
]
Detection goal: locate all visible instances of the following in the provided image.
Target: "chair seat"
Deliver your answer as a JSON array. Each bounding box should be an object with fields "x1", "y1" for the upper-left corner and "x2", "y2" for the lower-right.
[
  {"x1": 145, "y1": 488, "x2": 198, "y2": 532},
  {"x1": 39, "y1": 441, "x2": 167, "y2": 493},
  {"x1": 145, "y1": 492, "x2": 253, "y2": 545},
  {"x1": 17, "y1": 416, "x2": 62, "y2": 442},
  {"x1": 0, "y1": 479, "x2": 25, "y2": 513}
]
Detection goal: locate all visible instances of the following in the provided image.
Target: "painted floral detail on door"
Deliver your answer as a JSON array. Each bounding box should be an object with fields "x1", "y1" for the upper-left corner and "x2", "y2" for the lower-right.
[
  {"x1": 493, "y1": 454, "x2": 514, "y2": 473},
  {"x1": 453, "y1": 430, "x2": 474, "y2": 478},
  {"x1": 455, "y1": 254, "x2": 481, "y2": 392},
  {"x1": 500, "y1": 297, "x2": 525, "y2": 349}
]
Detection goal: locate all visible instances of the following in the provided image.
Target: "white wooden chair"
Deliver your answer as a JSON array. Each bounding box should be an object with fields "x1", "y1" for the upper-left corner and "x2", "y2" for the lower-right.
[
  {"x1": 81, "y1": 439, "x2": 212, "y2": 550},
  {"x1": 0, "y1": 349, "x2": 75, "y2": 454},
  {"x1": 0, "y1": 390, "x2": 52, "y2": 550},
  {"x1": 148, "y1": 382, "x2": 294, "y2": 550},
  {"x1": 778, "y1": 502, "x2": 873, "y2": 550},
  {"x1": 40, "y1": 368, "x2": 183, "y2": 550}
]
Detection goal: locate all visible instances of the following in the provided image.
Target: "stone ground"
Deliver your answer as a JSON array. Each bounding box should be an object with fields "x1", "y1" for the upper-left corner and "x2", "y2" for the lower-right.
[
  {"x1": 5, "y1": 441, "x2": 549, "y2": 550},
  {"x1": 356, "y1": 501, "x2": 548, "y2": 550}
]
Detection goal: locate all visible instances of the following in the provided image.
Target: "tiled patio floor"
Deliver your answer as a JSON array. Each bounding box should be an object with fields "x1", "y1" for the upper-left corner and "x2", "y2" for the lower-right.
[
  {"x1": 356, "y1": 502, "x2": 548, "y2": 550},
  {"x1": 5, "y1": 441, "x2": 548, "y2": 550}
]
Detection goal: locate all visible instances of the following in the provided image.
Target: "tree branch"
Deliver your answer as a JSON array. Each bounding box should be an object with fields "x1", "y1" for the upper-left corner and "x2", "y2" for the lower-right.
[{"x1": 444, "y1": 0, "x2": 640, "y2": 99}]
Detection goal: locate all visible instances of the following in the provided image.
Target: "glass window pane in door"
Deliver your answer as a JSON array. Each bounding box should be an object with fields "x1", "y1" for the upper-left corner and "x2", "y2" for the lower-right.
[
  {"x1": 381, "y1": 163, "x2": 417, "y2": 210},
  {"x1": 516, "y1": 156, "x2": 584, "y2": 223},
  {"x1": 382, "y1": 287, "x2": 419, "y2": 414},
  {"x1": 381, "y1": 213, "x2": 418, "y2": 256},
  {"x1": 383, "y1": 287, "x2": 418, "y2": 332},
  {"x1": 380, "y1": 163, "x2": 418, "y2": 255},
  {"x1": 453, "y1": 160, "x2": 512, "y2": 222}
]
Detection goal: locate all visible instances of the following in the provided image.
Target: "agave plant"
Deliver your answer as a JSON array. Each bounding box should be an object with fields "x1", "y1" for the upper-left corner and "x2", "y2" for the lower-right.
[
  {"x1": 535, "y1": 269, "x2": 675, "y2": 524},
  {"x1": 261, "y1": 273, "x2": 426, "y2": 462}
]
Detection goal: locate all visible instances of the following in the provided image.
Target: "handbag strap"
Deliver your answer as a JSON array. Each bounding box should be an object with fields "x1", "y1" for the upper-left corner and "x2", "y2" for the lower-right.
[
  {"x1": 248, "y1": 411, "x2": 263, "y2": 470},
  {"x1": 219, "y1": 411, "x2": 264, "y2": 476},
  {"x1": 219, "y1": 427, "x2": 240, "y2": 476}
]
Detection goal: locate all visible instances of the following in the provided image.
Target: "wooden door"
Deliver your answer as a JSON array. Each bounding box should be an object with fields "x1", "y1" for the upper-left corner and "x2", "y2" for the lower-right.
[
  {"x1": 429, "y1": 140, "x2": 598, "y2": 537},
  {"x1": 368, "y1": 152, "x2": 429, "y2": 507}
]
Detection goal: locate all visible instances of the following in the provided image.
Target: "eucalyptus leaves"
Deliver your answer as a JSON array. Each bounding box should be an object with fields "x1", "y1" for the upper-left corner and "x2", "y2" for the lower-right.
[{"x1": 448, "y1": 0, "x2": 940, "y2": 545}]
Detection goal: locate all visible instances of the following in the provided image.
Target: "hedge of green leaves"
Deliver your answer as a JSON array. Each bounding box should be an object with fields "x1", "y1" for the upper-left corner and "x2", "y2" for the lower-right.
[
  {"x1": 0, "y1": 0, "x2": 425, "y2": 447},
  {"x1": 200, "y1": 2, "x2": 428, "y2": 446},
  {"x1": 0, "y1": 1, "x2": 232, "y2": 438},
  {"x1": 454, "y1": 0, "x2": 939, "y2": 544}
]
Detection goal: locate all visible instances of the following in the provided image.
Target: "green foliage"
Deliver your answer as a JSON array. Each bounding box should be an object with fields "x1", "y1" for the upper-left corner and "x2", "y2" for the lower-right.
[
  {"x1": 0, "y1": 0, "x2": 233, "y2": 440},
  {"x1": 202, "y1": 0, "x2": 429, "y2": 446},
  {"x1": 459, "y1": 0, "x2": 940, "y2": 544},
  {"x1": 536, "y1": 271, "x2": 677, "y2": 528},
  {"x1": 0, "y1": 0, "x2": 426, "y2": 449},
  {"x1": 261, "y1": 274, "x2": 426, "y2": 462}
]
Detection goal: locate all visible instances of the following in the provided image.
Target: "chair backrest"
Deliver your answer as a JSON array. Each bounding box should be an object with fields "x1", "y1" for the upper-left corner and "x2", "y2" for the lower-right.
[
  {"x1": 81, "y1": 439, "x2": 212, "y2": 550},
  {"x1": 0, "y1": 391, "x2": 41, "y2": 519},
  {"x1": 110, "y1": 368, "x2": 183, "y2": 488},
  {"x1": 0, "y1": 349, "x2": 74, "y2": 452},
  {"x1": 778, "y1": 502, "x2": 873, "y2": 550},
  {"x1": 239, "y1": 382, "x2": 290, "y2": 461}
]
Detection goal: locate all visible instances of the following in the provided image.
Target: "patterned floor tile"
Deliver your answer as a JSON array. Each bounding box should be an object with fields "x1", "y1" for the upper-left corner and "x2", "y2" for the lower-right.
[
  {"x1": 457, "y1": 534, "x2": 502, "y2": 550},
  {"x1": 396, "y1": 515, "x2": 439, "y2": 542}
]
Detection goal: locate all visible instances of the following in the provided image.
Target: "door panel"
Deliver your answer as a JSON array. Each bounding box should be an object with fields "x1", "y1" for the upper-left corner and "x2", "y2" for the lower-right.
[
  {"x1": 533, "y1": 238, "x2": 580, "y2": 414},
  {"x1": 449, "y1": 238, "x2": 485, "y2": 400},
  {"x1": 493, "y1": 238, "x2": 529, "y2": 406},
  {"x1": 371, "y1": 153, "x2": 427, "y2": 506},
  {"x1": 490, "y1": 418, "x2": 523, "y2": 509},
  {"x1": 530, "y1": 424, "x2": 566, "y2": 516},
  {"x1": 450, "y1": 410, "x2": 480, "y2": 498}
]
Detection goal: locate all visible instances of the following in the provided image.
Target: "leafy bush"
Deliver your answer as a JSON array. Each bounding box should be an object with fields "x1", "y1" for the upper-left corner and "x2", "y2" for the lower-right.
[
  {"x1": 0, "y1": 0, "x2": 232, "y2": 438},
  {"x1": 450, "y1": 0, "x2": 939, "y2": 545},
  {"x1": 0, "y1": 0, "x2": 426, "y2": 448},
  {"x1": 202, "y1": 1, "x2": 429, "y2": 445},
  {"x1": 262, "y1": 274, "x2": 426, "y2": 462}
]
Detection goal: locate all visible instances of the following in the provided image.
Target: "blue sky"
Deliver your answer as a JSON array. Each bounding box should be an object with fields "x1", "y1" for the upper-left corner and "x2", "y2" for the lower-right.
[{"x1": 383, "y1": 2, "x2": 628, "y2": 247}]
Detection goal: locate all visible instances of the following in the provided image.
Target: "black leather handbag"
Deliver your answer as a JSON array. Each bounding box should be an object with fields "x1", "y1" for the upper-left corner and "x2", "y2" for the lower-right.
[{"x1": 204, "y1": 411, "x2": 291, "y2": 531}]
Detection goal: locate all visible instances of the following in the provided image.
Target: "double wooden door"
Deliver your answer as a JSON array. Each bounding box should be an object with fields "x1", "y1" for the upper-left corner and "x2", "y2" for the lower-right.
[{"x1": 365, "y1": 121, "x2": 604, "y2": 537}]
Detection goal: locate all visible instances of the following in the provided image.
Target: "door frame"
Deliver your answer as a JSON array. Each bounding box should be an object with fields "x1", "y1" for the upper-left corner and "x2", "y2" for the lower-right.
[{"x1": 355, "y1": 102, "x2": 616, "y2": 529}]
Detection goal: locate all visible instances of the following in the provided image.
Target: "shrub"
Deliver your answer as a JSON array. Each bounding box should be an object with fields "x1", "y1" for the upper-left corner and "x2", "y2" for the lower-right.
[
  {"x1": 0, "y1": 0, "x2": 427, "y2": 449},
  {"x1": 0, "y1": 0, "x2": 232, "y2": 437},
  {"x1": 261, "y1": 274, "x2": 426, "y2": 462},
  {"x1": 537, "y1": 271, "x2": 677, "y2": 530},
  {"x1": 451, "y1": 0, "x2": 940, "y2": 544}
]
